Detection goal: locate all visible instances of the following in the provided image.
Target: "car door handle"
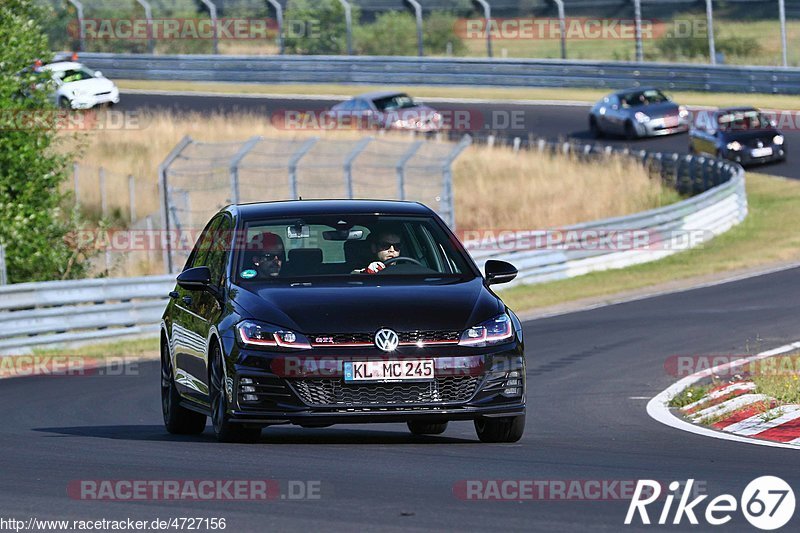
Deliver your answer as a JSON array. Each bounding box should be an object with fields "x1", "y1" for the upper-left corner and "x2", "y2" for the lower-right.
[
  {"x1": 169, "y1": 291, "x2": 179, "y2": 299},
  {"x1": 182, "y1": 296, "x2": 193, "y2": 305}
]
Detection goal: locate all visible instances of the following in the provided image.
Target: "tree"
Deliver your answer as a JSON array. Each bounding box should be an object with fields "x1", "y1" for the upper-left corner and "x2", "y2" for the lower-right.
[
  {"x1": 284, "y1": 0, "x2": 358, "y2": 55},
  {"x1": 0, "y1": 0, "x2": 88, "y2": 283}
]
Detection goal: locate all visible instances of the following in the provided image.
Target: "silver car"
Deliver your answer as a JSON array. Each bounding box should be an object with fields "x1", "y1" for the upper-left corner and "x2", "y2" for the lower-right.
[
  {"x1": 325, "y1": 91, "x2": 442, "y2": 132},
  {"x1": 589, "y1": 88, "x2": 689, "y2": 139}
]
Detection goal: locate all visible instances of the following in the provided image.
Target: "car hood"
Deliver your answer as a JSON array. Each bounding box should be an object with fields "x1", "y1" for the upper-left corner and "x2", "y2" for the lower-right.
[
  {"x1": 233, "y1": 277, "x2": 501, "y2": 333},
  {"x1": 62, "y1": 77, "x2": 116, "y2": 95},
  {"x1": 721, "y1": 129, "x2": 781, "y2": 143},
  {"x1": 379, "y1": 105, "x2": 437, "y2": 118},
  {"x1": 629, "y1": 102, "x2": 679, "y2": 118}
]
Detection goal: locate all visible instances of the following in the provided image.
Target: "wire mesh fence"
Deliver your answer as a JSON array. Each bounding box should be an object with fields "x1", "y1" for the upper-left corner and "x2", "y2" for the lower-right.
[
  {"x1": 159, "y1": 134, "x2": 471, "y2": 272},
  {"x1": 39, "y1": 0, "x2": 797, "y2": 66}
]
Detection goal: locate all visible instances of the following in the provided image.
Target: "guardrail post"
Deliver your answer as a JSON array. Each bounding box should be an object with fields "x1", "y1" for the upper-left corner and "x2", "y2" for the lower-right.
[
  {"x1": 66, "y1": 0, "x2": 85, "y2": 51},
  {"x1": 395, "y1": 140, "x2": 423, "y2": 201},
  {"x1": 267, "y1": 0, "x2": 285, "y2": 54},
  {"x1": 288, "y1": 137, "x2": 318, "y2": 200},
  {"x1": 0, "y1": 244, "x2": 7, "y2": 286},
  {"x1": 779, "y1": 0, "x2": 788, "y2": 67},
  {"x1": 705, "y1": 0, "x2": 716, "y2": 65},
  {"x1": 135, "y1": 0, "x2": 155, "y2": 54},
  {"x1": 199, "y1": 0, "x2": 219, "y2": 54},
  {"x1": 229, "y1": 136, "x2": 262, "y2": 204},
  {"x1": 633, "y1": 0, "x2": 643, "y2": 62},
  {"x1": 439, "y1": 135, "x2": 472, "y2": 229},
  {"x1": 553, "y1": 0, "x2": 566, "y2": 59},
  {"x1": 344, "y1": 137, "x2": 372, "y2": 199},
  {"x1": 158, "y1": 135, "x2": 193, "y2": 273},
  {"x1": 472, "y1": 0, "x2": 492, "y2": 58},
  {"x1": 405, "y1": 0, "x2": 424, "y2": 56},
  {"x1": 337, "y1": 0, "x2": 354, "y2": 55}
]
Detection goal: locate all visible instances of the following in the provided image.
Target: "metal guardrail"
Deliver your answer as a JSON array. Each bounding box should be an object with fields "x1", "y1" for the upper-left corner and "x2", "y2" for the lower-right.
[
  {"x1": 81, "y1": 52, "x2": 800, "y2": 94},
  {"x1": 0, "y1": 144, "x2": 745, "y2": 350},
  {"x1": 0, "y1": 275, "x2": 174, "y2": 351}
]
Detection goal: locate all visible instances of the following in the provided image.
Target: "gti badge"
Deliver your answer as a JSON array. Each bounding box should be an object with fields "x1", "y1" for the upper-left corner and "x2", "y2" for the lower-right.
[{"x1": 374, "y1": 328, "x2": 399, "y2": 352}]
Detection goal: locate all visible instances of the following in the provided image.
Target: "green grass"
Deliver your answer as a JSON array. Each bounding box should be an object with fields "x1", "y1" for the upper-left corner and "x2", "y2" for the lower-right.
[
  {"x1": 668, "y1": 384, "x2": 713, "y2": 408},
  {"x1": 500, "y1": 173, "x2": 800, "y2": 313},
  {"x1": 32, "y1": 336, "x2": 159, "y2": 359},
  {"x1": 117, "y1": 80, "x2": 800, "y2": 111},
  {"x1": 752, "y1": 354, "x2": 800, "y2": 404}
]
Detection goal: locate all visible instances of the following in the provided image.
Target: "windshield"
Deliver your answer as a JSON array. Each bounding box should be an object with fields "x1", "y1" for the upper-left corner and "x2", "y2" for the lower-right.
[
  {"x1": 717, "y1": 110, "x2": 773, "y2": 131},
  {"x1": 372, "y1": 94, "x2": 416, "y2": 111},
  {"x1": 620, "y1": 89, "x2": 669, "y2": 108},
  {"x1": 235, "y1": 215, "x2": 473, "y2": 282},
  {"x1": 51, "y1": 66, "x2": 95, "y2": 83}
]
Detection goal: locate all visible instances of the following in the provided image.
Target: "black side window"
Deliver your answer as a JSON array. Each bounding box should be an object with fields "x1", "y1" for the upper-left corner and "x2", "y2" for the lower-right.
[
  {"x1": 205, "y1": 216, "x2": 232, "y2": 287},
  {"x1": 187, "y1": 217, "x2": 222, "y2": 271}
]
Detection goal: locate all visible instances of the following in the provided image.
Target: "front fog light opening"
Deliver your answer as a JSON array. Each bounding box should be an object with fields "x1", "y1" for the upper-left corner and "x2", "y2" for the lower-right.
[{"x1": 501, "y1": 370, "x2": 523, "y2": 397}]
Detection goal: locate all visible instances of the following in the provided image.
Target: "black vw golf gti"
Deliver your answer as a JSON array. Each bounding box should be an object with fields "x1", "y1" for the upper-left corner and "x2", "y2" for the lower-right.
[{"x1": 161, "y1": 200, "x2": 525, "y2": 443}]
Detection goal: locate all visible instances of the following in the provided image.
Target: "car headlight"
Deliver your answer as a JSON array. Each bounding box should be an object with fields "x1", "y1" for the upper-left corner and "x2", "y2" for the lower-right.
[
  {"x1": 634, "y1": 112, "x2": 650, "y2": 123},
  {"x1": 726, "y1": 141, "x2": 743, "y2": 151},
  {"x1": 678, "y1": 106, "x2": 689, "y2": 118},
  {"x1": 459, "y1": 314, "x2": 513, "y2": 347},
  {"x1": 236, "y1": 319, "x2": 311, "y2": 350},
  {"x1": 774, "y1": 135, "x2": 784, "y2": 145}
]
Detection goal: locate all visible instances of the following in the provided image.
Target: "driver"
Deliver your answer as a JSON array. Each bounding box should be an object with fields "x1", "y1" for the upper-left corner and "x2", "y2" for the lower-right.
[
  {"x1": 354, "y1": 228, "x2": 403, "y2": 274},
  {"x1": 247, "y1": 232, "x2": 285, "y2": 278}
]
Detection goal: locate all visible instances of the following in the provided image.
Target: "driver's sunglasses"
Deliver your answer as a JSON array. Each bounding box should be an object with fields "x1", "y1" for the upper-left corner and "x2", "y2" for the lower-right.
[
  {"x1": 377, "y1": 240, "x2": 402, "y2": 252},
  {"x1": 254, "y1": 253, "x2": 282, "y2": 264}
]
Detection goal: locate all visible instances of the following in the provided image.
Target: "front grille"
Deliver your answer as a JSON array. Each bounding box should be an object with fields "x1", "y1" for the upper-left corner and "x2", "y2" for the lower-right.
[
  {"x1": 291, "y1": 376, "x2": 480, "y2": 407},
  {"x1": 309, "y1": 330, "x2": 460, "y2": 347},
  {"x1": 95, "y1": 91, "x2": 112, "y2": 96}
]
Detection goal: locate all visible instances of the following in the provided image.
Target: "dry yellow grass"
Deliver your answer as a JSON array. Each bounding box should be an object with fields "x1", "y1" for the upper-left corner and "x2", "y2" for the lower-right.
[{"x1": 61, "y1": 111, "x2": 675, "y2": 276}]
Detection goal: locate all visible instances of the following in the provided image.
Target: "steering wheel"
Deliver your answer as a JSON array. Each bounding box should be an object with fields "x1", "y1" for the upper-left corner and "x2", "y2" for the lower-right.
[{"x1": 384, "y1": 256, "x2": 423, "y2": 267}]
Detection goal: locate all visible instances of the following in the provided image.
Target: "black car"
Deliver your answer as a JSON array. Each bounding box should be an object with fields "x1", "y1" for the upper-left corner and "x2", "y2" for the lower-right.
[
  {"x1": 161, "y1": 200, "x2": 526, "y2": 443},
  {"x1": 689, "y1": 107, "x2": 786, "y2": 165}
]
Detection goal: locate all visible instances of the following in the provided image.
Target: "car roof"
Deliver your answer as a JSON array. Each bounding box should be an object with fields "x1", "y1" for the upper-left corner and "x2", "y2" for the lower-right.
[
  {"x1": 230, "y1": 199, "x2": 435, "y2": 220},
  {"x1": 353, "y1": 90, "x2": 409, "y2": 101},
  {"x1": 611, "y1": 87, "x2": 660, "y2": 96},
  {"x1": 41, "y1": 61, "x2": 84, "y2": 72},
  {"x1": 717, "y1": 106, "x2": 759, "y2": 114}
]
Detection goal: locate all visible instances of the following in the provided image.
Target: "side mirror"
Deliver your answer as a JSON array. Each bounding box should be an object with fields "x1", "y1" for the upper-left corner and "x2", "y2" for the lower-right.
[
  {"x1": 485, "y1": 260, "x2": 517, "y2": 286},
  {"x1": 94, "y1": 70, "x2": 103, "y2": 78},
  {"x1": 177, "y1": 266, "x2": 211, "y2": 291}
]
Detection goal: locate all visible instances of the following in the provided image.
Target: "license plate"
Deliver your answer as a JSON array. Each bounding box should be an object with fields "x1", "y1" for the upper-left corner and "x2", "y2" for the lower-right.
[
  {"x1": 664, "y1": 117, "x2": 679, "y2": 127},
  {"x1": 751, "y1": 147, "x2": 773, "y2": 158},
  {"x1": 344, "y1": 360, "x2": 434, "y2": 382}
]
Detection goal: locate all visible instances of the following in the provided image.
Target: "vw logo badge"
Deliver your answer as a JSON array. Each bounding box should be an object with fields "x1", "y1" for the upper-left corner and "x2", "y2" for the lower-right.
[{"x1": 374, "y1": 328, "x2": 399, "y2": 352}]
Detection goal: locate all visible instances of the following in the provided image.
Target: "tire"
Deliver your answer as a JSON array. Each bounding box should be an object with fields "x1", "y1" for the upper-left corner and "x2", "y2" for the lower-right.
[
  {"x1": 161, "y1": 337, "x2": 206, "y2": 435},
  {"x1": 624, "y1": 121, "x2": 637, "y2": 140},
  {"x1": 407, "y1": 421, "x2": 448, "y2": 435},
  {"x1": 589, "y1": 116, "x2": 602, "y2": 138},
  {"x1": 474, "y1": 415, "x2": 525, "y2": 443},
  {"x1": 58, "y1": 96, "x2": 72, "y2": 109},
  {"x1": 209, "y1": 344, "x2": 261, "y2": 443}
]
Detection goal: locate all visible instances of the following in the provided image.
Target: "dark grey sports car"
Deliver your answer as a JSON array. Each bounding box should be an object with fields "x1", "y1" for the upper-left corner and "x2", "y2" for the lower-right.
[
  {"x1": 325, "y1": 91, "x2": 442, "y2": 132},
  {"x1": 589, "y1": 87, "x2": 689, "y2": 139}
]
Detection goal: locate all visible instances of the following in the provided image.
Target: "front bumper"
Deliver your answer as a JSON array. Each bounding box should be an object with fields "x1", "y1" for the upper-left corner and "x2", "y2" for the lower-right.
[
  {"x1": 70, "y1": 88, "x2": 120, "y2": 109},
  {"x1": 638, "y1": 118, "x2": 689, "y2": 137},
  {"x1": 225, "y1": 345, "x2": 526, "y2": 426},
  {"x1": 724, "y1": 145, "x2": 786, "y2": 166}
]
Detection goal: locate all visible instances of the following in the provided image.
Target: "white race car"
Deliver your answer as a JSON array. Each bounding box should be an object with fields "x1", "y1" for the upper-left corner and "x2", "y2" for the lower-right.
[{"x1": 39, "y1": 61, "x2": 120, "y2": 110}]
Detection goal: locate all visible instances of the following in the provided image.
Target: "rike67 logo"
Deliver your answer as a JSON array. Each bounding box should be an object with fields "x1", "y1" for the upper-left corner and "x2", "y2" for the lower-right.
[{"x1": 625, "y1": 477, "x2": 795, "y2": 530}]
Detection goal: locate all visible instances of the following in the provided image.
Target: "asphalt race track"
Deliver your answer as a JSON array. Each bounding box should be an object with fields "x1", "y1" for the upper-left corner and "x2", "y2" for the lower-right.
[
  {"x1": 118, "y1": 92, "x2": 797, "y2": 180},
  {"x1": 3, "y1": 267, "x2": 800, "y2": 530}
]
